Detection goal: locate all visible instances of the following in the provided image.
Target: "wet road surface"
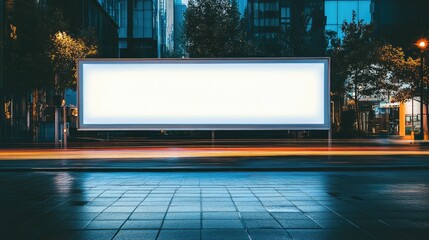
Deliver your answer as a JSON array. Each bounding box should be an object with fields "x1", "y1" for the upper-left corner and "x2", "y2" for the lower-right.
[{"x1": 0, "y1": 142, "x2": 429, "y2": 170}]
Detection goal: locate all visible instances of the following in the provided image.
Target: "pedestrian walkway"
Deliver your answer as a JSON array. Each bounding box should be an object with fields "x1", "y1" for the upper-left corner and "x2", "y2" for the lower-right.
[{"x1": 1, "y1": 171, "x2": 429, "y2": 239}]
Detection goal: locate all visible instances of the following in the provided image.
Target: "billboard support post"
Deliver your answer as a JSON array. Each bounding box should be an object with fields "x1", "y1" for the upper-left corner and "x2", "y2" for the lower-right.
[{"x1": 211, "y1": 130, "x2": 215, "y2": 144}]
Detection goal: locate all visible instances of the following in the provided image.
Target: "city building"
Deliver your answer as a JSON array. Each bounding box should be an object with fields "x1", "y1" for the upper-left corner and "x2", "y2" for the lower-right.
[
  {"x1": 174, "y1": 0, "x2": 186, "y2": 55},
  {"x1": 246, "y1": 0, "x2": 326, "y2": 56},
  {"x1": 98, "y1": 0, "x2": 157, "y2": 58},
  {"x1": 324, "y1": 0, "x2": 371, "y2": 39},
  {"x1": 371, "y1": 0, "x2": 429, "y2": 53},
  {"x1": 238, "y1": 0, "x2": 247, "y2": 16},
  {"x1": 161, "y1": 0, "x2": 175, "y2": 53},
  {"x1": 98, "y1": 0, "x2": 178, "y2": 58}
]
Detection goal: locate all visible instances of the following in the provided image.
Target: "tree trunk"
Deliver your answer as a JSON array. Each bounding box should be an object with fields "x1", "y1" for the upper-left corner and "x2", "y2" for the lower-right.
[
  {"x1": 55, "y1": 105, "x2": 59, "y2": 147},
  {"x1": 335, "y1": 94, "x2": 343, "y2": 133},
  {"x1": 386, "y1": 93, "x2": 390, "y2": 135},
  {"x1": 32, "y1": 89, "x2": 38, "y2": 142},
  {"x1": 355, "y1": 86, "x2": 361, "y2": 138},
  {"x1": 338, "y1": 95, "x2": 342, "y2": 126}
]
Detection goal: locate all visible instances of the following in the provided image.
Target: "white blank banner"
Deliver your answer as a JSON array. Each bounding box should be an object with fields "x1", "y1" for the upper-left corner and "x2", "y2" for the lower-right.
[{"x1": 78, "y1": 59, "x2": 330, "y2": 130}]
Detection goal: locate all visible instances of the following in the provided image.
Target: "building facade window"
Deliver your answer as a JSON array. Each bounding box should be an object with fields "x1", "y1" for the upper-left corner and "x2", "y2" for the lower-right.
[{"x1": 325, "y1": 0, "x2": 371, "y2": 39}]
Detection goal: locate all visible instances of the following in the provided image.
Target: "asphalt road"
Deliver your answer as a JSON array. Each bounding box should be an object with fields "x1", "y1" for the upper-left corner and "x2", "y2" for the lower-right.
[{"x1": 0, "y1": 139, "x2": 428, "y2": 170}]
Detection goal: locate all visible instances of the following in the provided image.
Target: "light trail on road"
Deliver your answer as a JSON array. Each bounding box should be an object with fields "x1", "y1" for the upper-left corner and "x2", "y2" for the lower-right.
[{"x1": 0, "y1": 146, "x2": 428, "y2": 160}]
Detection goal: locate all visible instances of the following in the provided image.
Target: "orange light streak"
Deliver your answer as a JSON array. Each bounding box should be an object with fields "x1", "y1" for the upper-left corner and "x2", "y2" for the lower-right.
[{"x1": 0, "y1": 147, "x2": 428, "y2": 160}]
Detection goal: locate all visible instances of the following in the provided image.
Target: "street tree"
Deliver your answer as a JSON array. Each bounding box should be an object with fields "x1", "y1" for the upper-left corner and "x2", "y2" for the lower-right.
[
  {"x1": 6, "y1": 0, "x2": 68, "y2": 94},
  {"x1": 326, "y1": 30, "x2": 348, "y2": 131},
  {"x1": 49, "y1": 31, "x2": 98, "y2": 93},
  {"x1": 330, "y1": 12, "x2": 423, "y2": 136},
  {"x1": 5, "y1": 0, "x2": 69, "y2": 138},
  {"x1": 184, "y1": 0, "x2": 250, "y2": 57},
  {"x1": 6, "y1": 0, "x2": 98, "y2": 140},
  {"x1": 377, "y1": 44, "x2": 421, "y2": 102},
  {"x1": 373, "y1": 44, "x2": 418, "y2": 131},
  {"x1": 331, "y1": 12, "x2": 386, "y2": 135}
]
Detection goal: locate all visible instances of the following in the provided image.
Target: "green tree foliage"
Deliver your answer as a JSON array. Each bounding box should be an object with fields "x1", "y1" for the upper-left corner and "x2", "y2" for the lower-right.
[
  {"x1": 184, "y1": 0, "x2": 250, "y2": 57},
  {"x1": 340, "y1": 13, "x2": 382, "y2": 102},
  {"x1": 326, "y1": 30, "x2": 347, "y2": 98},
  {"x1": 329, "y1": 11, "x2": 424, "y2": 135},
  {"x1": 7, "y1": 0, "x2": 99, "y2": 94},
  {"x1": 6, "y1": 0, "x2": 68, "y2": 94},
  {"x1": 377, "y1": 44, "x2": 421, "y2": 103},
  {"x1": 326, "y1": 30, "x2": 347, "y2": 132},
  {"x1": 49, "y1": 31, "x2": 98, "y2": 92},
  {"x1": 329, "y1": 12, "x2": 393, "y2": 134}
]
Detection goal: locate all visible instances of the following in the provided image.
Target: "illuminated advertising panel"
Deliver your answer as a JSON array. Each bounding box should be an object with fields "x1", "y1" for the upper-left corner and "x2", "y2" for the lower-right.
[{"x1": 78, "y1": 59, "x2": 330, "y2": 130}]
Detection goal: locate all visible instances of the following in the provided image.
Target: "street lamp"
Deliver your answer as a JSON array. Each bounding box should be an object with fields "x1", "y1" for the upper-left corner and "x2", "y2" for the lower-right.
[
  {"x1": 416, "y1": 38, "x2": 428, "y2": 140},
  {"x1": 62, "y1": 99, "x2": 67, "y2": 149},
  {"x1": 418, "y1": 39, "x2": 428, "y2": 49}
]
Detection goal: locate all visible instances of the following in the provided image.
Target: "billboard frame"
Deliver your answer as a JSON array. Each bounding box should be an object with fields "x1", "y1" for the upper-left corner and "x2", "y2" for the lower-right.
[{"x1": 77, "y1": 58, "x2": 330, "y2": 131}]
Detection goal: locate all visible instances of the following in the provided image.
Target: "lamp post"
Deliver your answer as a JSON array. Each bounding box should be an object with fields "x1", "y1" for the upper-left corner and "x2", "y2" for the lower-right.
[
  {"x1": 62, "y1": 99, "x2": 67, "y2": 149},
  {"x1": 416, "y1": 39, "x2": 428, "y2": 140}
]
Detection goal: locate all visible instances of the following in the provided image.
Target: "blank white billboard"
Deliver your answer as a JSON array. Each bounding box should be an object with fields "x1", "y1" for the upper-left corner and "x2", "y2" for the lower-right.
[{"x1": 78, "y1": 59, "x2": 330, "y2": 130}]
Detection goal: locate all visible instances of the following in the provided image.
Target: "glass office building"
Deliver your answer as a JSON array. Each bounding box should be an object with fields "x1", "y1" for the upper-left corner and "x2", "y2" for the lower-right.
[
  {"x1": 372, "y1": 0, "x2": 429, "y2": 51},
  {"x1": 174, "y1": 0, "x2": 187, "y2": 54},
  {"x1": 247, "y1": 0, "x2": 325, "y2": 56},
  {"x1": 324, "y1": 0, "x2": 371, "y2": 39},
  {"x1": 99, "y1": 0, "x2": 178, "y2": 57},
  {"x1": 98, "y1": 0, "x2": 157, "y2": 57},
  {"x1": 248, "y1": 0, "x2": 324, "y2": 39}
]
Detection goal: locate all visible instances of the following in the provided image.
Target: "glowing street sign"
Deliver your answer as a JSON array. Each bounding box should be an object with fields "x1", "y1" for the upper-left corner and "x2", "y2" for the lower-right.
[{"x1": 78, "y1": 59, "x2": 330, "y2": 130}]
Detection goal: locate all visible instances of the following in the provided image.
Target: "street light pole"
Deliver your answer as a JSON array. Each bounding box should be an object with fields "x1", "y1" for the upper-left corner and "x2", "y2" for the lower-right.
[
  {"x1": 416, "y1": 39, "x2": 427, "y2": 140},
  {"x1": 62, "y1": 99, "x2": 67, "y2": 149},
  {"x1": 419, "y1": 54, "x2": 424, "y2": 140}
]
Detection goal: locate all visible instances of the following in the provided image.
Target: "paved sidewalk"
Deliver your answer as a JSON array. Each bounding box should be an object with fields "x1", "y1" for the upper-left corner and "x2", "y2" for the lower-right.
[{"x1": 1, "y1": 171, "x2": 429, "y2": 239}]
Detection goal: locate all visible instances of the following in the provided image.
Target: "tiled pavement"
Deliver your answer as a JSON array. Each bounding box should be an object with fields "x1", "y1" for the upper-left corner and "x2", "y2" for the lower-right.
[{"x1": 1, "y1": 171, "x2": 429, "y2": 239}]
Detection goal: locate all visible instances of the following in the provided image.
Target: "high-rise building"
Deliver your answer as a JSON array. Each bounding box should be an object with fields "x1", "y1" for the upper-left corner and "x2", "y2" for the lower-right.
[
  {"x1": 247, "y1": 0, "x2": 325, "y2": 56},
  {"x1": 238, "y1": 0, "x2": 247, "y2": 16},
  {"x1": 174, "y1": 0, "x2": 186, "y2": 54},
  {"x1": 160, "y1": 0, "x2": 174, "y2": 53},
  {"x1": 247, "y1": 0, "x2": 281, "y2": 40},
  {"x1": 98, "y1": 0, "x2": 157, "y2": 57},
  {"x1": 371, "y1": 0, "x2": 429, "y2": 52},
  {"x1": 98, "y1": 0, "x2": 179, "y2": 58},
  {"x1": 324, "y1": 0, "x2": 371, "y2": 39}
]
